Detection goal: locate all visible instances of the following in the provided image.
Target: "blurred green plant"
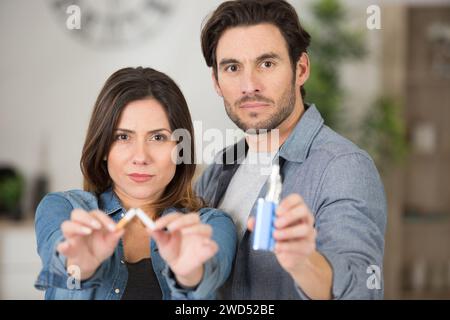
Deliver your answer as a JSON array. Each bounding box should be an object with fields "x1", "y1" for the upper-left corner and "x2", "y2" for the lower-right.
[
  {"x1": 359, "y1": 97, "x2": 409, "y2": 170},
  {"x1": 0, "y1": 173, "x2": 24, "y2": 212},
  {"x1": 305, "y1": 0, "x2": 367, "y2": 130},
  {"x1": 304, "y1": 0, "x2": 408, "y2": 169}
]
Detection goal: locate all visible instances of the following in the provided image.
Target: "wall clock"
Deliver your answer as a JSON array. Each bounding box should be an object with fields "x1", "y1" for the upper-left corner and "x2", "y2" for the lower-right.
[{"x1": 49, "y1": 0, "x2": 177, "y2": 47}]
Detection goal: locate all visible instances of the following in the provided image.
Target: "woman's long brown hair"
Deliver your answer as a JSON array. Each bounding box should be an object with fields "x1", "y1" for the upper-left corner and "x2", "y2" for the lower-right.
[{"x1": 80, "y1": 67, "x2": 204, "y2": 214}]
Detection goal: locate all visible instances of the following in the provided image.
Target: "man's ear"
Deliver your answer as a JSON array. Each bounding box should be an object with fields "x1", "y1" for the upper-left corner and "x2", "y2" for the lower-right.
[
  {"x1": 295, "y1": 52, "x2": 310, "y2": 87},
  {"x1": 211, "y1": 70, "x2": 223, "y2": 97}
]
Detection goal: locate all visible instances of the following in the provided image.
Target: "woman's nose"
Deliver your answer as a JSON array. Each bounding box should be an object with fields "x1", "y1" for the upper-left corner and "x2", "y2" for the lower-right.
[{"x1": 132, "y1": 143, "x2": 150, "y2": 165}]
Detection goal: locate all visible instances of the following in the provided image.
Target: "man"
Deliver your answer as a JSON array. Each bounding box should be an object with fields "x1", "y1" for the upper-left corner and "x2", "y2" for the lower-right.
[{"x1": 196, "y1": 0, "x2": 386, "y2": 299}]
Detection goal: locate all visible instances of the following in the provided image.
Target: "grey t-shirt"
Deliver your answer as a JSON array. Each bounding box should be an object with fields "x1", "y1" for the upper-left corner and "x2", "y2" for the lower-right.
[{"x1": 218, "y1": 150, "x2": 277, "y2": 240}]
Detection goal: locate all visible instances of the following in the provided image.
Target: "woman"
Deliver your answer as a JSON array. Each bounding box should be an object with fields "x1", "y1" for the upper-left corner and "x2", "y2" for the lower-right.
[{"x1": 34, "y1": 67, "x2": 237, "y2": 300}]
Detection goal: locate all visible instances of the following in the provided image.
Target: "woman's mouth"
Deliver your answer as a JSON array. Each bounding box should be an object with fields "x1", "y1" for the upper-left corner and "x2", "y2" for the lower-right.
[{"x1": 128, "y1": 173, "x2": 154, "y2": 183}]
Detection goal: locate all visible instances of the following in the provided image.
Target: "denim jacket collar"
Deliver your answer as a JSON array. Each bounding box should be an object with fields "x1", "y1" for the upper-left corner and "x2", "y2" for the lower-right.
[{"x1": 98, "y1": 187, "x2": 180, "y2": 217}]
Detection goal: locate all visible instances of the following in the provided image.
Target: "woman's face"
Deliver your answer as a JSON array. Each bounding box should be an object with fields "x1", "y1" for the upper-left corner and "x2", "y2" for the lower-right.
[{"x1": 107, "y1": 98, "x2": 177, "y2": 209}]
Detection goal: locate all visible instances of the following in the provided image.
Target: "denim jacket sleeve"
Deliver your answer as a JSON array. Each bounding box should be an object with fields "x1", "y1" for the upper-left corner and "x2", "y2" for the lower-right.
[
  {"x1": 164, "y1": 208, "x2": 237, "y2": 300},
  {"x1": 295, "y1": 152, "x2": 387, "y2": 300},
  {"x1": 34, "y1": 193, "x2": 113, "y2": 291}
]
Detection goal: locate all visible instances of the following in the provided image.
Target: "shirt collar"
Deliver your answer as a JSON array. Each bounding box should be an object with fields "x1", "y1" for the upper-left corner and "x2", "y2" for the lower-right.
[
  {"x1": 98, "y1": 188, "x2": 122, "y2": 216},
  {"x1": 218, "y1": 103, "x2": 324, "y2": 166},
  {"x1": 98, "y1": 187, "x2": 180, "y2": 217},
  {"x1": 278, "y1": 103, "x2": 324, "y2": 164}
]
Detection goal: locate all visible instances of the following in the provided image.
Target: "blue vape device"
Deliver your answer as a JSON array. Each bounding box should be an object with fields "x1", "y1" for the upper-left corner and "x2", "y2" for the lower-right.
[{"x1": 252, "y1": 164, "x2": 282, "y2": 251}]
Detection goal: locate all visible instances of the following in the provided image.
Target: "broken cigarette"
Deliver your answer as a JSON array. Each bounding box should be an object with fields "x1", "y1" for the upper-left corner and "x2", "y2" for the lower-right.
[
  {"x1": 135, "y1": 208, "x2": 156, "y2": 230},
  {"x1": 115, "y1": 208, "x2": 137, "y2": 231},
  {"x1": 115, "y1": 208, "x2": 157, "y2": 231}
]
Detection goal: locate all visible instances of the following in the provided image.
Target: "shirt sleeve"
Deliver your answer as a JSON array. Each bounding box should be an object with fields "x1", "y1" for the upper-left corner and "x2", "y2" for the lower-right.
[
  {"x1": 310, "y1": 152, "x2": 387, "y2": 299},
  {"x1": 34, "y1": 193, "x2": 112, "y2": 291},
  {"x1": 163, "y1": 209, "x2": 237, "y2": 299}
]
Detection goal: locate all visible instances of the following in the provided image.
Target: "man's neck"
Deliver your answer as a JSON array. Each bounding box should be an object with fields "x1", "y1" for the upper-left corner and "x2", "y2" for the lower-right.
[{"x1": 246, "y1": 102, "x2": 305, "y2": 153}]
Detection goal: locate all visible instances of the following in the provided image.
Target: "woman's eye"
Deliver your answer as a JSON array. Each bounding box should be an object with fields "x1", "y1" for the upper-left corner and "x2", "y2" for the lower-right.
[
  {"x1": 115, "y1": 134, "x2": 128, "y2": 141},
  {"x1": 151, "y1": 134, "x2": 167, "y2": 141}
]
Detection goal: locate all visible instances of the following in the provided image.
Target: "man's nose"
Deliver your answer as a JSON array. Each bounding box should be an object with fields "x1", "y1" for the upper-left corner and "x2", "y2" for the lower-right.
[{"x1": 240, "y1": 68, "x2": 261, "y2": 95}]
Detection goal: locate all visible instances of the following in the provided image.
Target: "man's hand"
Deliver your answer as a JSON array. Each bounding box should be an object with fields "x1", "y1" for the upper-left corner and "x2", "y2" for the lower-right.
[{"x1": 248, "y1": 193, "x2": 332, "y2": 299}]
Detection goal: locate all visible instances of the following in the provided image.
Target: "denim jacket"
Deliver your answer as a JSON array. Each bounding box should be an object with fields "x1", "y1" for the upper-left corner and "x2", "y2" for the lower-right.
[
  {"x1": 195, "y1": 104, "x2": 387, "y2": 299},
  {"x1": 34, "y1": 188, "x2": 237, "y2": 300}
]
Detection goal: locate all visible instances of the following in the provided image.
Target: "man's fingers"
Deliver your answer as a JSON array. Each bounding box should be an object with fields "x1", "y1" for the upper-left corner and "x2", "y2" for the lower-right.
[
  {"x1": 71, "y1": 209, "x2": 102, "y2": 230},
  {"x1": 276, "y1": 194, "x2": 304, "y2": 216},
  {"x1": 273, "y1": 223, "x2": 312, "y2": 241},
  {"x1": 274, "y1": 239, "x2": 316, "y2": 255},
  {"x1": 247, "y1": 217, "x2": 255, "y2": 232},
  {"x1": 274, "y1": 205, "x2": 313, "y2": 229}
]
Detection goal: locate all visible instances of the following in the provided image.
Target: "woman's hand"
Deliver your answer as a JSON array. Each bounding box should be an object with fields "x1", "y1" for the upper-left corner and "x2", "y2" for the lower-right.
[
  {"x1": 148, "y1": 213, "x2": 218, "y2": 288},
  {"x1": 56, "y1": 209, "x2": 124, "y2": 281}
]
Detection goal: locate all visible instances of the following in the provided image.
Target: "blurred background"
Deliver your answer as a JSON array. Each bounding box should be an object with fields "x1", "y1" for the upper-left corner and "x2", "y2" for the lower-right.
[{"x1": 0, "y1": 0, "x2": 449, "y2": 299}]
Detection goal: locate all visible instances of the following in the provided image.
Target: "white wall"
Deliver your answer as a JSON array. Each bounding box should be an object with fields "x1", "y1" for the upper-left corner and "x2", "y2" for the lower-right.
[
  {"x1": 0, "y1": 0, "x2": 387, "y2": 213},
  {"x1": 0, "y1": 0, "x2": 239, "y2": 214}
]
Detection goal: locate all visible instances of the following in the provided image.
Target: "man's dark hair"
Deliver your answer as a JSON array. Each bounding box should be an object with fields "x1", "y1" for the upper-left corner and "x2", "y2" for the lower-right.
[{"x1": 201, "y1": 0, "x2": 311, "y2": 98}]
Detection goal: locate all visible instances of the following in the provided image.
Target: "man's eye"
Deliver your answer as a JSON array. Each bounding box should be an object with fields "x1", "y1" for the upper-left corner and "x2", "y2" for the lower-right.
[
  {"x1": 151, "y1": 134, "x2": 167, "y2": 141},
  {"x1": 225, "y1": 65, "x2": 239, "y2": 72},
  {"x1": 262, "y1": 61, "x2": 274, "y2": 68},
  {"x1": 115, "y1": 134, "x2": 128, "y2": 141}
]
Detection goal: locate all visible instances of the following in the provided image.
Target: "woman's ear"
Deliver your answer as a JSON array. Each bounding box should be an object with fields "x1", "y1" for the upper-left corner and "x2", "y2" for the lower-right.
[{"x1": 212, "y1": 71, "x2": 223, "y2": 97}]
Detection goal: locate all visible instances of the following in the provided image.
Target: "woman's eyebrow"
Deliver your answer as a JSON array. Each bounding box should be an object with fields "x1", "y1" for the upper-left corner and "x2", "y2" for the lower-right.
[{"x1": 115, "y1": 128, "x2": 172, "y2": 134}]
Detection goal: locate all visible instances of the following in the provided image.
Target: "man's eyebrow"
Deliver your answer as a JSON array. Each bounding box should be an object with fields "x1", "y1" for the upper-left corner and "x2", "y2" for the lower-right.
[
  {"x1": 115, "y1": 128, "x2": 172, "y2": 134},
  {"x1": 218, "y1": 58, "x2": 240, "y2": 68},
  {"x1": 256, "y1": 52, "x2": 282, "y2": 63},
  {"x1": 218, "y1": 53, "x2": 282, "y2": 68}
]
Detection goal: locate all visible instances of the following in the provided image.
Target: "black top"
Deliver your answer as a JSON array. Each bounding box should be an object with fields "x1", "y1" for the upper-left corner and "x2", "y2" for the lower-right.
[{"x1": 121, "y1": 258, "x2": 162, "y2": 300}]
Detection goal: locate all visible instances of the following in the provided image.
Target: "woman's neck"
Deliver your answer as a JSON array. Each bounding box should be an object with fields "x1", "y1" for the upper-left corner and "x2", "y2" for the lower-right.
[{"x1": 113, "y1": 187, "x2": 159, "y2": 219}]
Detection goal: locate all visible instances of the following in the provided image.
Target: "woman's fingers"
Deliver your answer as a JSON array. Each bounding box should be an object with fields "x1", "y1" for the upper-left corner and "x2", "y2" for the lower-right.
[
  {"x1": 56, "y1": 239, "x2": 79, "y2": 258},
  {"x1": 193, "y1": 238, "x2": 218, "y2": 263},
  {"x1": 71, "y1": 209, "x2": 102, "y2": 230},
  {"x1": 56, "y1": 241, "x2": 70, "y2": 255},
  {"x1": 90, "y1": 210, "x2": 116, "y2": 232},
  {"x1": 62, "y1": 210, "x2": 117, "y2": 239},
  {"x1": 154, "y1": 213, "x2": 201, "y2": 232},
  {"x1": 61, "y1": 220, "x2": 93, "y2": 238},
  {"x1": 179, "y1": 224, "x2": 212, "y2": 237},
  {"x1": 164, "y1": 213, "x2": 200, "y2": 232},
  {"x1": 154, "y1": 212, "x2": 183, "y2": 230}
]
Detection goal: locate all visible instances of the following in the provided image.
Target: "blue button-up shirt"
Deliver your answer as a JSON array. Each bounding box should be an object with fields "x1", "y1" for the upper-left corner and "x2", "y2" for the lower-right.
[
  {"x1": 195, "y1": 104, "x2": 387, "y2": 299},
  {"x1": 34, "y1": 188, "x2": 237, "y2": 300}
]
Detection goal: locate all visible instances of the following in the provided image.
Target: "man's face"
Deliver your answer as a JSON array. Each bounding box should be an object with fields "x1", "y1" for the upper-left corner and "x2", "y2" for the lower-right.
[{"x1": 214, "y1": 23, "x2": 300, "y2": 132}]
